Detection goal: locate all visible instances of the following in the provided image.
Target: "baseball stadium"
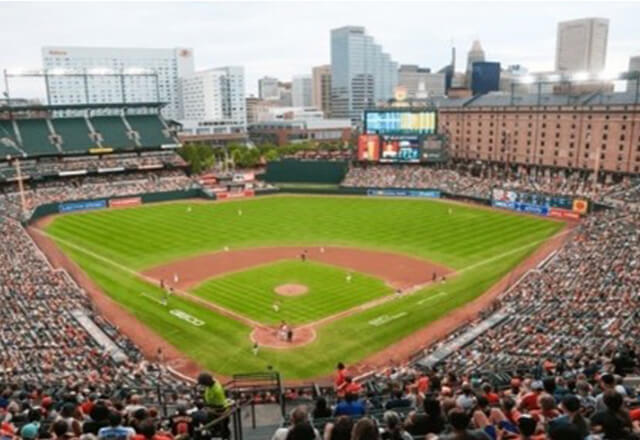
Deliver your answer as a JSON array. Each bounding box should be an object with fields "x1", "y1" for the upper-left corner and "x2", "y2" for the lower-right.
[{"x1": 1, "y1": 79, "x2": 640, "y2": 440}]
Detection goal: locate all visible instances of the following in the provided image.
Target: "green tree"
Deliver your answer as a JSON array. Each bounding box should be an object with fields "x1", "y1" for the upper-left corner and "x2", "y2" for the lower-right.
[{"x1": 178, "y1": 143, "x2": 215, "y2": 174}]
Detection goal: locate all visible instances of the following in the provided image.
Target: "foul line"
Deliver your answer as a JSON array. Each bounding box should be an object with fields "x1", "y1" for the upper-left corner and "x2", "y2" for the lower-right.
[
  {"x1": 31, "y1": 228, "x2": 263, "y2": 329},
  {"x1": 33, "y1": 224, "x2": 574, "y2": 334}
]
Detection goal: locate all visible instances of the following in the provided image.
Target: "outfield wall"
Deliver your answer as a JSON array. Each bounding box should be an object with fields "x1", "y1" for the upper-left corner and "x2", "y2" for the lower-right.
[
  {"x1": 264, "y1": 160, "x2": 349, "y2": 184},
  {"x1": 27, "y1": 188, "x2": 211, "y2": 224}
]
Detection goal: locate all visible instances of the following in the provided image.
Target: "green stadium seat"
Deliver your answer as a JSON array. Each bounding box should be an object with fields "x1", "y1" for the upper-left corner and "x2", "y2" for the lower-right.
[
  {"x1": 127, "y1": 115, "x2": 173, "y2": 147},
  {"x1": 15, "y1": 119, "x2": 59, "y2": 156},
  {"x1": 0, "y1": 120, "x2": 23, "y2": 158},
  {"x1": 53, "y1": 118, "x2": 98, "y2": 153},
  {"x1": 91, "y1": 116, "x2": 137, "y2": 150}
]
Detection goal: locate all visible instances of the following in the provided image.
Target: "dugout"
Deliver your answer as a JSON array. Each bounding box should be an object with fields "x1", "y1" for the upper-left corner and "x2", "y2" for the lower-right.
[{"x1": 263, "y1": 159, "x2": 349, "y2": 184}]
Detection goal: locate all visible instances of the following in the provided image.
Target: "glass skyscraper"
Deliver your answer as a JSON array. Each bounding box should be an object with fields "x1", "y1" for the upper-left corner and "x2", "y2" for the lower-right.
[{"x1": 330, "y1": 26, "x2": 398, "y2": 124}]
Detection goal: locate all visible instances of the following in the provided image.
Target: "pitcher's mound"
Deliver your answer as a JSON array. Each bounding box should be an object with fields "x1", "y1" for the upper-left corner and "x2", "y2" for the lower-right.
[{"x1": 274, "y1": 283, "x2": 308, "y2": 296}]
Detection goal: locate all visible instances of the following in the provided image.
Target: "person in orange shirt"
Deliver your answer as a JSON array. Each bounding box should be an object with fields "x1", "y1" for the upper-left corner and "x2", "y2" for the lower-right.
[
  {"x1": 416, "y1": 372, "x2": 430, "y2": 394},
  {"x1": 338, "y1": 376, "x2": 362, "y2": 396}
]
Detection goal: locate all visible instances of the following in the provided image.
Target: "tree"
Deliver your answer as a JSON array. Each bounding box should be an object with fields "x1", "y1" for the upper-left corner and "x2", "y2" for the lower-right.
[{"x1": 178, "y1": 143, "x2": 215, "y2": 174}]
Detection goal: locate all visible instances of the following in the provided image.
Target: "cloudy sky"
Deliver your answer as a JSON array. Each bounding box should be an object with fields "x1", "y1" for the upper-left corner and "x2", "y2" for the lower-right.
[{"x1": 1, "y1": 1, "x2": 639, "y2": 99}]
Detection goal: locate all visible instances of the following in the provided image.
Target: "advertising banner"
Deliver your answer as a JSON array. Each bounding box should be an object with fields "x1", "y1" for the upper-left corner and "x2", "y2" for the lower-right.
[
  {"x1": 572, "y1": 199, "x2": 589, "y2": 214},
  {"x1": 216, "y1": 190, "x2": 255, "y2": 200},
  {"x1": 357, "y1": 135, "x2": 380, "y2": 161},
  {"x1": 109, "y1": 197, "x2": 142, "y2": 208},
  {"x1": 491, "y1": 200, "x2": 549, "y2": 216},
  {"x1": 549, "y1": 207, "x2": 580, "y2": 220},
  {"x1": 380, "y1": 140, "x2": 399, "y2": 161},
  {"x1": 59, "y1": 199, "x2": 107, "y2": 213},
  {"x1": 367, "y1": 189, "x2": 441, "y2": 199}
]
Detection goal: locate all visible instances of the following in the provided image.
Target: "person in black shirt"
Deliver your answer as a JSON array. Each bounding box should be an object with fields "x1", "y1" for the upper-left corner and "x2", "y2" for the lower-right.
[
  {"x1": 590, "y1": 390, "x2": 634, "y2": 439},
  {"x1": 404, "y1": 397, "x2": 445, "y2": 437}
]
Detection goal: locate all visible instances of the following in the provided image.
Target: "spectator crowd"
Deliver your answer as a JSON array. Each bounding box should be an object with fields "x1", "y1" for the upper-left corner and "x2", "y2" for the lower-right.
[
  {"x1": 272, "y1": 207, "x2": 640, "y2": 439},
  {"x1": 0, "y1": 158, "x2": 638, "y2": 440},
  {"x1": 341, "y1": 164, "x2": 640, "y2": 207}
]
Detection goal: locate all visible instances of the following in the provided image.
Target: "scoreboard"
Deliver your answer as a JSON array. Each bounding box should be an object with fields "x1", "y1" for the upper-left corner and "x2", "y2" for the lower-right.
[{"x1": 364, "y1": 110, "x2": 437, "y2": 136}]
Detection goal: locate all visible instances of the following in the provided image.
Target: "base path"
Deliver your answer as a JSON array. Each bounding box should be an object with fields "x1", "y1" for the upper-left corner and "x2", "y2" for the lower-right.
[
  {"x1": 345, "y1": 223, "x2": 576, "y2": 378},
  {"x1": 143, "y1": 246, "x2": 452, "y2": 291},
  {"x1": 26, "y1": 225, "x2": 210, "y2": 382}
]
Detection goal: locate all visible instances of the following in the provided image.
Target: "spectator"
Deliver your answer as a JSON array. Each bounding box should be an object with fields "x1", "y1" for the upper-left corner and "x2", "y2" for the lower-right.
[
  {"x1": 404, "y1": 396, "x2": 445, "y2": 436},
  {"x1": 97, "y1": 411, "x2": 135, "y2": 440},
  {"x1": 334, "y1": 393, "x2": 365, "y2": 417},
  {"x1": 439, "y1": 409, "x2": 491, "y2": 440},
  {"x1": 590, "y1": 390, "x2": 634, "y2": 439},
  {"x1": 351, "y1": 418, "x2": 379, "y2": 440}
]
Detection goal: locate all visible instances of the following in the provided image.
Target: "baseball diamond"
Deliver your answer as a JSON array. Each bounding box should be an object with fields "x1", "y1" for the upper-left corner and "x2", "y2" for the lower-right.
[{"x1": 38, "y1": 195, "x2": 564, "y2": 379}]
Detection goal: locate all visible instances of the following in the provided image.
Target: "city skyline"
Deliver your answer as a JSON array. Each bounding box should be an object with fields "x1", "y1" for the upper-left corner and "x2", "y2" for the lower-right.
[{"x1": 1, "y1": 2, "x2": 639, "y2": 101}]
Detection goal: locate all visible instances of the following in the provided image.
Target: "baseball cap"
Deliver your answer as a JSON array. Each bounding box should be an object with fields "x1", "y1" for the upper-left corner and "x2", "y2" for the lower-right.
[{"x1": 20, "y1": 423, "x2": 39, "y2": 439}]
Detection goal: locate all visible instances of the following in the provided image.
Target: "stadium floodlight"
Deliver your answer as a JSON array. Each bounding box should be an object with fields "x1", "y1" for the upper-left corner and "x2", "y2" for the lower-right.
[
  {"x1": 572, "y1": 71, "x2": 590, "y2": 82},
  {"x1": 596, "y1": 70, "x2": 620, "y2": 81},
  {"x1": 88, "y1": 67, "x2": 113, "y2": 75},
  {"x1": 48, "y1": 68, "x2": 67, "y2": 76},
  {"x1": 6, "y1": 68, "x2": 43, "y2": 76},
  {"x1": 519, "y1": 75, "x2": 535, "y2": 84},
  {"x1": 124, "y1": 67, "x2": 152, "y2": 75},
  {"x1": 6, "y1": 67, "x2": 25, "y2": 75}
]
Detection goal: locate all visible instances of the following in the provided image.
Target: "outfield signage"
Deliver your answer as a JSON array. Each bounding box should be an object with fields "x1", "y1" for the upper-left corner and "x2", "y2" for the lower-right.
[
  {"x1": 59, "y1": 199, "x2": 107, "y2": 213},
  {"x1": 492, "y1": 200, "x2": 549, "y2": 216},
  {"x1": 216, "y1": 190, "x2": 255, "y2": 200},
  {"x1": 548, "y1": 207, "x2": 580, "y2": 220},
  {"x1": 367, "y1": 188, "x2": 441, "y2": 199},
  {"x1": 109, "y1": 197, "x2": 142, "y2": 208}
]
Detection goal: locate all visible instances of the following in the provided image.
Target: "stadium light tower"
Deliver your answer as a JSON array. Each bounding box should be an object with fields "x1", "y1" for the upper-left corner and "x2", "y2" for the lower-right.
[{"x1": 3, "y1": 68, "x2": 160, "y2": 106}]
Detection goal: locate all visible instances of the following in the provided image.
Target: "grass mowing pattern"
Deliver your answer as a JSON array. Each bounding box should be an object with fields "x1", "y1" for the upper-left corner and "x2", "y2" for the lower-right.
[
  {"x1": 47, "y1": 196, "x2": 562, "y2": 270},
  {"x1": 191, "y1": 260, "x2": 391, "y2": 325},
  {"x1": 46, "y1": 195, "x2": 564, "y2": 379}
]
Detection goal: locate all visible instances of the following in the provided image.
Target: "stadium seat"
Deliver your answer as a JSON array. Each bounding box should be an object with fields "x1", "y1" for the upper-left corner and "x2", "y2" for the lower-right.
[
  {"x1": 0, "y1": 120, "x2": 23, "y2": 157},
  {"x1": 127, "y1": 115, "x2": 173, "y2": 147},
  {"x1": 91, "y1": 116, "x2": 137, "y2": 150},
  {"x1": 15, "y1": 119, "x2": 60, "y2": 156},
  {"x1": 52, "y1": 117, "x2": 99, "y2": 153}
]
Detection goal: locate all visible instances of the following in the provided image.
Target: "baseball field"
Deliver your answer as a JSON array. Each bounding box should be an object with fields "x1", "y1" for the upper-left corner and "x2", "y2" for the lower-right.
[{"x1": 41, "y1": 195, "x2": 565, "y2": 379}]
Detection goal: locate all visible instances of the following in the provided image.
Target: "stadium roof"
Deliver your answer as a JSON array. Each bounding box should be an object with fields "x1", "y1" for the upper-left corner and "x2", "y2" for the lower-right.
[
  {"x1": 0, "y1": 101, "x2": 167, "y2": 112},
  {"x1": 436, "y1": 91, "x2": 640, "y2": 109}
]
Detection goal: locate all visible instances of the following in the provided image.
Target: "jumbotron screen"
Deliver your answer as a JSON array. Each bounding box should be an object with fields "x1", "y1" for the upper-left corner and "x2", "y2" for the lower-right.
[{"x1": 365, "y1": 110, "x2": 437, "y2": 136}]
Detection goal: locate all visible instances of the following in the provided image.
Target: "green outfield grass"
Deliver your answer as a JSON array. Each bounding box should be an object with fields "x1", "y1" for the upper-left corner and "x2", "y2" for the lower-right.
[
  {"x1": 45, "y1": 195, "x2": 565, "y2": 379},
  {"x1": 192, "y1": 260, "x2": 391, "y2": 325}
]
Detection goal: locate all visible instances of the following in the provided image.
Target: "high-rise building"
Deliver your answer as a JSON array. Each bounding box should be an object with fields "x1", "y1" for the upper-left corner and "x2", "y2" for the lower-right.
[
  {"x1": 277, "y1": 82, "x2": 293, "y2": 107},
  {"x1": 42, "y1": 46, "x2": 194, "y2": 120},
  {"x1": 312, "y1": 65, "x2": 332, "y2": 116},
  {"x1": 179, "y1": 66, "x2": 246, "y2": 132},
  {"x1": 397, "y1": 65, "x2": 446, "y2": 98},
  {"x1": 330, "y1": 26, "x2": 398, "y2": 123},
  {"x1": 555, "y1": 18, "x2": 609, "y2": 73},
  {"x1": 465, "y1": 40, "x2": 485, "y2": 87},
  {"x1": 258, "y1": 76, "x2": 280, "y2": 101},
  {"x1": 292, "y1": 75, "x2": 312, "y2": 107},
  {"x1": 627, "y1": 55, "x2": 640, "y2": 92},
  {"x1": 471, "y1": 62, "x2": 501, "y2": 95}
]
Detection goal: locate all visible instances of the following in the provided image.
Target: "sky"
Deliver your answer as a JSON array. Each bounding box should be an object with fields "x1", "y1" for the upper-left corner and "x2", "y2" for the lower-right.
[{"x1": 1, "y1": 1, "x2": 639, "y2": 100}]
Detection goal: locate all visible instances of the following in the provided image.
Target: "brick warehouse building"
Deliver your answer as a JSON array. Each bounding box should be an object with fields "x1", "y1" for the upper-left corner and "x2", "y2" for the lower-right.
[{"x1": 436, "y1": 91, "x2": 640, "y2": 176}]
